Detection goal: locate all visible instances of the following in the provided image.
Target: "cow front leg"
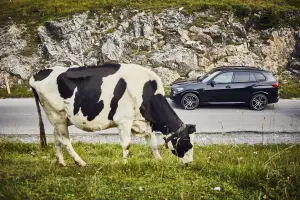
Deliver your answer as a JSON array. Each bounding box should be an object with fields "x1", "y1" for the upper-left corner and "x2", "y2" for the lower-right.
[
  {"x1": 53, "y1": 129, "x2": 66, "y2": 166},
  {"x1": 117, "y1": 121, "x2": 133, "y2": 163},
  {"x1": 55, "y1": 123, "x2": 86, "y2": 166},
  {"x1": 145, "y1": 132, "x2": 162, "y2": 160}
]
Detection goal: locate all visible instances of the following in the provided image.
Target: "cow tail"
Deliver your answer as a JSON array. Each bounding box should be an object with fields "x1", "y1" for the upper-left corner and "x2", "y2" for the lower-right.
[{"x1": 31, "y1": 87, "x2": 47, "y2": 148}]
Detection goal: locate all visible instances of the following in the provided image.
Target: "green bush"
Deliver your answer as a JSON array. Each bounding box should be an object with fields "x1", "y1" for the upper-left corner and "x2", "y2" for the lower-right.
[{"x1": 0, "y1": 81, "x2": 33, "y2": 98}]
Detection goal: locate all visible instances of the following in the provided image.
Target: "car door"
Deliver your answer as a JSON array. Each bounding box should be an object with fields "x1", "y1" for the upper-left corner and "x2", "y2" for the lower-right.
[
  {"x1": 203, "y1": 71, "x2": 234, "y2": 102},
  {"x1": 229, "y1": 71, "x2": 256, "y2": 102}
]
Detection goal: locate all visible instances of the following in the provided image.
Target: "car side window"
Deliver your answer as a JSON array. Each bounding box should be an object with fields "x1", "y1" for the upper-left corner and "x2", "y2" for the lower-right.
[
  {"x1": 253, "y1": 72, "x2": 266, "y2": 82},
  {"x1": 213, "y1": 72, "x2": 233, "y2": 84},
  {"x1": 233, "y1": 72, "x2": 250, "y2": 83},
  {"x1": 250, "y1": 72, "x2": 256, "y2": 82}
]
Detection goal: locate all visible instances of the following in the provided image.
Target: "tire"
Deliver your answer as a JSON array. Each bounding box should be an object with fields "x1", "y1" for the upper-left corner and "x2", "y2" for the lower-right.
[
  {"x1": 180, "y1": 93, "x2": 200, "y2": 110},
  {"x1": 250, "y1": 94, "x2": 268, "y2": 111}
]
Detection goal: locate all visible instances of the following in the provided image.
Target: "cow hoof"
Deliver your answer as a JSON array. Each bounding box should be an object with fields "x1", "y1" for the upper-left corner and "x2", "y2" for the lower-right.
[
  {"x1": 75, "y1": 160, "x2": 87, "y2": 167},
  {"x1": 156, "y1": 156, "x2": 162, "y2": 161},
  {"x1": 56, "y1": 161, "x2": 67, "y2": 167}
]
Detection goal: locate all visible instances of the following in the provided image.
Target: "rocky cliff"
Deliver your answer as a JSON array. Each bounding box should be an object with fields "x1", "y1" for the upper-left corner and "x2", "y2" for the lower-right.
[{"x1": 1, "y1": 8, "x2": 300, "y2": 88}]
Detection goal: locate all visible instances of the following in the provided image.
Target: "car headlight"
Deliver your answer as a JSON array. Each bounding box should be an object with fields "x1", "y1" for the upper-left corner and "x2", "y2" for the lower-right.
[{"x1": 174, "y1": 87, "x2": 184, "y2": 93}]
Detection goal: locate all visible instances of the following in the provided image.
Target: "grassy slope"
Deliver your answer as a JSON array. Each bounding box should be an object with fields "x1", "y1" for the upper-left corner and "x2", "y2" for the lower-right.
[
  {"x1": 0, "y1": 142, "x2": 300, "y2": 199},
  {"x1": 0, "y1": 0, "x2": 299, "y2": 27}
]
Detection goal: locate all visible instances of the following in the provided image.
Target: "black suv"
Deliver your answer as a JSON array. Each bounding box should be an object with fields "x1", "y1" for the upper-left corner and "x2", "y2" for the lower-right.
[{"x1": 170, "y1": 66, "x2": 279, "y2": 111}]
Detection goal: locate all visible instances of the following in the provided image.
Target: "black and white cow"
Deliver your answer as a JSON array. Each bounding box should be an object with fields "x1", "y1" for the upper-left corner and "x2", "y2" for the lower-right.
[{"x1": 29, "y1": 63, "x2": 196, "y2": 166}]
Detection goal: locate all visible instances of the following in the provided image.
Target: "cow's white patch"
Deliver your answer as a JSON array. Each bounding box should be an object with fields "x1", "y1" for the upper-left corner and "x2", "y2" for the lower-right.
[{"x1": 179, "y1": 133, "x2": 195, "y2": 164}]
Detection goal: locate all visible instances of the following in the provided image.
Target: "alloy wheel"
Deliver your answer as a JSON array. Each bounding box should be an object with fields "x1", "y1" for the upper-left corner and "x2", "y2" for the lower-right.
[
  {"x1": 251, "y1": 94, "x2": 268, "y2": 111},
  {"x1": 181, "y1": 93, "x2": 199, "y2": 110}
]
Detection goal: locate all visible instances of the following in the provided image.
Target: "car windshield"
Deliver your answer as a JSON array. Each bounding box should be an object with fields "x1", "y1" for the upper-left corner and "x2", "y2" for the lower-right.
[{"x1": 200, "y1": 70, "x2": 221, "y2": 83}]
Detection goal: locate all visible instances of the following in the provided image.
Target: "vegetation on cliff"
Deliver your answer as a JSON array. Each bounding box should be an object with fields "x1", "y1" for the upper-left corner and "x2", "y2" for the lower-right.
[{"x1": 0, "y1": 0, "x2": 299, "y2": 28}]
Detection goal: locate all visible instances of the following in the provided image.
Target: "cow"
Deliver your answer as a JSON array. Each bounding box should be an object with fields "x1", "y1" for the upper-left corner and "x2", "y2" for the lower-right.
[{"x1": 29, "y1": 63, "x2": 196, "y2": 166}]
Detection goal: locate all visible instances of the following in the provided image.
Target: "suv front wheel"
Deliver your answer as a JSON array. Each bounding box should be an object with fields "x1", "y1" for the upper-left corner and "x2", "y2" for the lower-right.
[
  {"x1": 250, "y1": 94, "x2": 268, "y2": 111},
  {"x1": 181, "y1": 93, "x2": 200, "y2": 110}
]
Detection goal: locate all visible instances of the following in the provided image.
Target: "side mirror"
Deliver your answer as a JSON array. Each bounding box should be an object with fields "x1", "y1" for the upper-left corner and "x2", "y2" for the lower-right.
[{"x1": 210, "y1": 80, "x2": 216, "y2": 87}]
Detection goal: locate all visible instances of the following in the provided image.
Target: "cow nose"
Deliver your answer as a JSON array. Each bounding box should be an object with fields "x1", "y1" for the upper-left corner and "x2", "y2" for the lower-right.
[{"x1": 179, "y1": 156, "x2": 193, "y2": 164}]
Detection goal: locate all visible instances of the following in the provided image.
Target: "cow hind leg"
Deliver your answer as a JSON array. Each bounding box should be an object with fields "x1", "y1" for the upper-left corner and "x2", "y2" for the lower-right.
[
  {"x1": 117, "y1": 121, "x2": 133, "y2": 163},
  {"x1": 145, "y1": 132, "x2": 162, "y2": 160},
  {"x1": 54, "y1": 123, "x2": 86, "y2": 166},
  {"x1": 53, "y1": 128, "x2": 66, "y2": 166}
]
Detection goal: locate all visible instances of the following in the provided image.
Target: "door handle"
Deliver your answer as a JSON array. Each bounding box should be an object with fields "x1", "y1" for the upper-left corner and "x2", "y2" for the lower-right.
[
  {"x1": 252, "y1": 84, "x2": 257, "y2": 87},
  {"x1": 226, "y1": 85, "x2": 231, "y2": 88}
]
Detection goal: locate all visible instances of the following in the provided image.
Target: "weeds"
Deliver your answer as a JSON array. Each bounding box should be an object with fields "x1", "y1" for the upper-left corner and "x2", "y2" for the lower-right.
[
  {"x1": 0, "y1": 141, "x2": 299, "y2": 199},
  {"x1": 0, "y1": 81, "x2": 33, "y2": 98}
]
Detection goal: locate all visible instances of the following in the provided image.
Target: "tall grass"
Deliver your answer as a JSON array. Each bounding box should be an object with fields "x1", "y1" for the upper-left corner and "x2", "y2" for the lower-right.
[
  {"x1": 0, "y1": 0, "x2": 299, "y2": 26},
  {"x1": 0, "y1": 141, "x2": 299, "y2": 199}
]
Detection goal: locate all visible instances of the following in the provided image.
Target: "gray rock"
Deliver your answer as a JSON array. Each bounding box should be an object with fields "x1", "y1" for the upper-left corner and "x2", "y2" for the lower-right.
[
  {"x1": 289, "y1": 60, "x2": 300, "y2": 71},
  {"x1": 150, "y1": 45, "x2": 198, "y2": 75},
  {"x1": 0, "y1": 24, "x2": 27, "y2": 57},
  {"x1": 188, "y1": 70, "x2": 205, "y2": 79},
  {"x1": 131, "y1": 38, "x2": 152, "y2": 51},
  {"x1": 189, "y1": 26, "x2": 213, "y2": 45},
  {"x1": 0, "y1": 8, "x2": 298, "y2": 85},
  {"x1": 101, "y1": 35, "x2": 125, "y2": 62},
  {"x1": 231, "y1": 22, "x2": 247, "y2": 38},
  {"x1": 0, "y1": 55, "x2": 39, "y2": 79},
  {"x1": 184, "y1": 41, "x2": 207, "y2": 54},
  {"x1": 152, "y1": 67, "x2": 180, "y2": 85}
]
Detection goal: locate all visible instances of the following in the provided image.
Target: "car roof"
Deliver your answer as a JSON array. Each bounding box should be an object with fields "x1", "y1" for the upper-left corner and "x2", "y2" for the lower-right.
[{"x1": 212, "y1": 66, "x2": 269, "y2": 73}]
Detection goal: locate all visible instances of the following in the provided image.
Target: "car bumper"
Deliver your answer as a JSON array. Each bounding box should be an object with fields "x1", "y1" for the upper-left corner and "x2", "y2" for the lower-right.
[
  {"x1": 169, "y1": 89, "x2": 182, "y2": 104},
  {"x1": 269, "y1": 96, "x2": 279, "y2": 104}
]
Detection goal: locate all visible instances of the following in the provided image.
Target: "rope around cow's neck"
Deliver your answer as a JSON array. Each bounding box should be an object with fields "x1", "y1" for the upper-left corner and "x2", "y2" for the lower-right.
[{"x1": 163, "y1": 123, "x2": 186, "y2": 146}]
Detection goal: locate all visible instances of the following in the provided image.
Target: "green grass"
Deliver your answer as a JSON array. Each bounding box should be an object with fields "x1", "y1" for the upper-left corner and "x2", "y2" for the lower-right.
[
  {"x1": 0, "y1": 0, "x2": 299, "y2": 28},
  {"x1": 0, "y1": 81, "x2": 33, "y2": 98},
  {"x1": 278, "y1": 74, "x2": 300, "y2": 99},
  {"x1": 0, "y1": 141, "x2": 300, "y2": 199}
]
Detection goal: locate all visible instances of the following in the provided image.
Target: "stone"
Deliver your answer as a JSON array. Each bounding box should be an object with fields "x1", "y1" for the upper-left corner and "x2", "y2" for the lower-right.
[
  {"x1": 188, "y1": 70, "x2": 205, "y2": 79},
  {"x1": 0, "y1": 55, "x2": 39, "y2": 79},
  {"x1": 184, "y1": 41, "x2": 207, "y2": 54},
  {"x1": 150, "y1": 45, "x2": 198, "y2": 75},
  {"x1": 0, "y1": 24, "x2": 27, "y2": 57},
  {"x1": 231, "y1": 22, "x2": 247, "y2": 38},
  {"x1": 0, "y1": 8, "x2": 299, "y2": 86},
  {"x1": 152, "y1": 67, "x2": 180, "y2": 85}
]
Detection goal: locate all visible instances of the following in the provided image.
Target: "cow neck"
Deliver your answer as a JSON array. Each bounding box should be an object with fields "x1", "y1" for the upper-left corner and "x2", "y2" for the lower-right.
[{"x1": 151, "y1": 94, "x2": 183, "y2": 133}]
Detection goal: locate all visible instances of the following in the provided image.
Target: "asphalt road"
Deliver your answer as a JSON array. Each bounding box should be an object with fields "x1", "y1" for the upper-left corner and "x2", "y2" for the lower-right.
[{"x1": 0, "y1": 98, "x2": 300, "y2": 136}]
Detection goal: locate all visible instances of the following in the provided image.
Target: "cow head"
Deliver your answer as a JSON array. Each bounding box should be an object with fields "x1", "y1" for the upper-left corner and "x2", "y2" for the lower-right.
[{"x1": 163, "y1": 124, "x2": 196, "y2": 163}]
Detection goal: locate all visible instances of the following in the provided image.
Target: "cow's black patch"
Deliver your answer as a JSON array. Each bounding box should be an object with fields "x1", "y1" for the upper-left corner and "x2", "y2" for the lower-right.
[
  {"x1": 33, "y1": 69, "x2": 53, "y2": 81},
  {"x1": 57, "y1": 63, "x2": 121, "y2": 121},
  {"x1": 108, "y1": 78, "x2": 127, "y2": 120},
  {"x1": 139, "y1": 80, "x2": 157, "y2": 123},
  {"x1": 140, "y1": 80, "x2": 182, "y2": 133}
]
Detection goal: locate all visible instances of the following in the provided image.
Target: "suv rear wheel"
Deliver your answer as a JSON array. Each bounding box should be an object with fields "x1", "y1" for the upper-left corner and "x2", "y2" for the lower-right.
[
  {"x1": 250, "y1": 94, "x2": 268, "y2": 111},
  {"x1": 181, "y1": 93, "x2": 200, "y2": 110}
]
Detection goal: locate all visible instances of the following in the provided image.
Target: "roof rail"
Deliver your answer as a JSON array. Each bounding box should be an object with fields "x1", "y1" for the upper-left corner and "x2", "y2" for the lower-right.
[{"x1": 213, "y1": 66, "x2": 264, "y2": 70}]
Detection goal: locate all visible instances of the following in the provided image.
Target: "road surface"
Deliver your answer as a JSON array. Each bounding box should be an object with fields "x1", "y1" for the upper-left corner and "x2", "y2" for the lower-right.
[{"x1": 0, "y1": 98, "x2": 299, "y2": 136}]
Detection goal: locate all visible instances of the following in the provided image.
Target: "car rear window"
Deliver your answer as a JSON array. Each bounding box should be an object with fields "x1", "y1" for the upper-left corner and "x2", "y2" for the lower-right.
[
  {"x1": 253, "y1": 72, "x2": 266, "y2": 81},
  {"x1": 233, "y1": 72, "x2": 250, "y2": 83}
]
